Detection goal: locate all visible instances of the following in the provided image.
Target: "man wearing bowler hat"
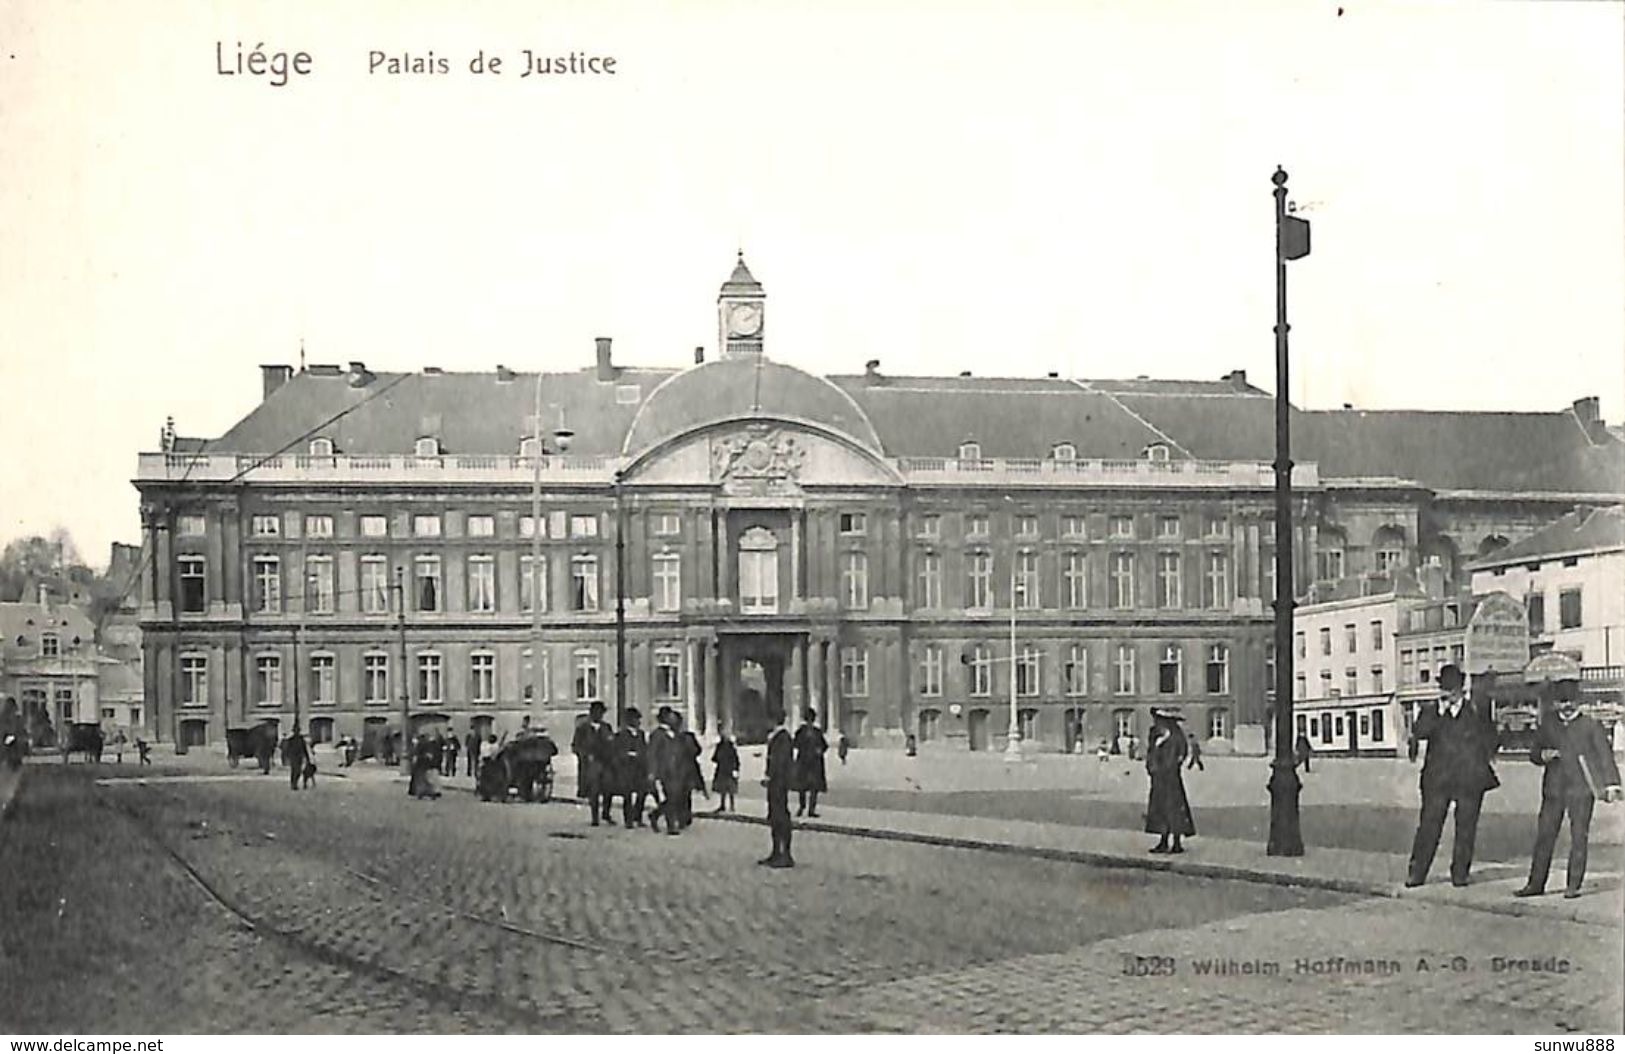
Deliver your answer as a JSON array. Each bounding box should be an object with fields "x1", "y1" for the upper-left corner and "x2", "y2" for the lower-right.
[
  {"x1": 572, "y1": 701, "x2": 614, "y2": 826},
  {"x1": 1515, "y1": 678, "x2": 1623, "y2": 899},
  {"x1": 1406, "y1": 664, "x2": 1500, "y2": 888}
]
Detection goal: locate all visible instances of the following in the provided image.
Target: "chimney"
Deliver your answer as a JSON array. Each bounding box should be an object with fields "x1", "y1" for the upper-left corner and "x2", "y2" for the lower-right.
[
  {"x1": 959, "y1": 370, "x2": 972, "y2": 377},
  {"x1": 1046, "y1": 371, "x2": 1059, "y2": 379},
  {"x1": 347, "y1": 361, "x2": 374, "y2": 388},
  {"x1": 1223, "y1": 369, "x2": 1249, "y2": 391},
  {"x1": 1342, "y1": 403, "x2": 1354, "y2": 411},
  {"x1": 422, "y1": 366, "x2": 443, "y2": 375},
  {"x1": 1419, "y1": 559, "x2": 1446, "y2": 601},
  {"x1": 864, "y1": 359, "x2": 882, "y2": 383},
  {"x1": 496, "y1": 365, "x2": 515, "y2": 382},
  {"x1": 1573, "y1": 396, "x2": 1600, "y2": 424},
  {"x1": 596, "y1": 337, "x2": 615, "y2": 382},
  {"x1": 37, "y1": 584, "x2": 49, "y2": 609},
  {"x1": 694, "y1": 346, "x2": 705, "y2": 365},
  {"x1": 260, "y1": 364, "x2": 294, "y2": 400}
]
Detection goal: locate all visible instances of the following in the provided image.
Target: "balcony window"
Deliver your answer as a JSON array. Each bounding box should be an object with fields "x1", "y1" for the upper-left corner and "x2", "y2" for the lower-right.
[
  {"x1": 1016, "y1": 646, "x2": 1040, "y2": 697},
  {"x1": 254, "y1": 654, "x2": 282, "y2": 707},
  {"x1": 1013, "y1": 551, "x2": 1039, "y2": 609},
  {"x1": 919, "y1": 646, "x2": 943, "y2": 697},
  {"x1": 178, "y1": 556, "x2": 206, "y2": 613},
  {"x1": 1204, "y1": 553, "x2": 1230, "y2": 609},
  {"x1": 181, "y1": 655, "x2": 208, "y2": 707},
  {"x1": 1064, "y1": 644, "x2": 1088, "y2": 696},
  {"x1": 305, "y1": 556, "x2": 335, "y2": 614},
  {"x1": 252, "y1": 557, "x2": 281, "y2": 613},
  {"x1": 1110, "y1": 552, "x2": 1135, "y2": 609},
  {"x1": 1157, "y1": 552, "x2": 1182, "y2": 608},
  {"x1": 363, "y1": 653, "x2": 389, "y2": 705},
  {"x1": 467, "y1": 555, "x2": 496, "y2": 612},
  {"x1": 1063, "y1": 551, "x2": 1088, "y2": 609},
  {"x1": 840, "y1": 646, "x2": 869, "y2": 697},
  {"x1": 1206, "y1": 644, "x2": 1229, "y2": 694},
  {"x1": 417, "y1": 653, "x2": 443, "y2": 704},
  {"x1": 738, "y1": 528, "x2": 779, "y2": 614},
  {"x1": 916, "y1": 551, "x2": 942, "y2": 610},
  {"x1": 964, "y1": 551, "x2": 993, "y2": 610},
  {"x1": 470, "y1": 652, "x2": 496, "y2": 703},
  {"x1": 653, "y1": 553, "x2": 681, "y2": 613},
  {"x1": 842, "y1": 552, "x2": 870, "y2": 610},
  {"x1": 571, "y1": 555, "x2": 600, "y2": 612},
  {"x1": 360, "y1": 556, "x2": 390, "y2": 614},
  {"x1": 1159, "y1": 645, "x2": 1182, "y2": 694},
  {"x1": 309, "y1": 653, "x2": 335, "y2": 706},
  {"x1": 520, "y1": 554, "x2": 548, "y2": 614},
  {"x1": 1113, "y1": 644, "x2": 1136, "y2": 695},
  {"x1": 415, "y1": 556, "x2": 441, "y2": 612},
  {"x1": 655, "y1": 648, "x2": 682, "y2": 699}
]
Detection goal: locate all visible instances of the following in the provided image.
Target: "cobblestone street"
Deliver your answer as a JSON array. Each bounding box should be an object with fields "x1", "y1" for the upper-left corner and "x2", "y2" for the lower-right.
[{"x1": 1, "y1": 766, "x2": 1619, "y2": 1034}]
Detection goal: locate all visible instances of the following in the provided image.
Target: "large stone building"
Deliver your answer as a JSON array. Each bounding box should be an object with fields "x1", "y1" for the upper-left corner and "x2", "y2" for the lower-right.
[{"x1": 132, "y1": 257, "x2": 1625, "y2": 754}]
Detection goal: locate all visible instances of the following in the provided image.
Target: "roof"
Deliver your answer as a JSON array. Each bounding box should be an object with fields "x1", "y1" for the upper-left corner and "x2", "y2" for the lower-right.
[
  {"x1": 0, "y1": 603, "x2": 96, "y2": 664},
  {"x1": 1469, "y1": 505, "x2": 1625, "y2": 568},
  {"x1": 626, "y1": 358, "x2": 883, "y2": 455},
  {"x1": 719, "y1": 254, "x2": 763, "y2": 295},
  {"x1": 1292, "y1": 410, "x2": 1624, "y2": 494},
  {"x1": 829, "y1": 376, "x2": 1166, "y2": 459}
]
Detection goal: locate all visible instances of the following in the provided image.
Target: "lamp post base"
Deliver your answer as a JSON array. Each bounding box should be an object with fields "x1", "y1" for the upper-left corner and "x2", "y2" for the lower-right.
[
  {"x1": 1266, "y1": 757, "x2": 1304, "y2": 856},
  {"x1": 1003, "y1": 733, "x2": 1024, "y2": 761}
]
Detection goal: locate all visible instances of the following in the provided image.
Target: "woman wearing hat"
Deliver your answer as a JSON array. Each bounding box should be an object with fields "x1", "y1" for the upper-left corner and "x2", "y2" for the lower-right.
[{"x1": 1145, "y1": 708, "x2": 1195, "y2": 853}]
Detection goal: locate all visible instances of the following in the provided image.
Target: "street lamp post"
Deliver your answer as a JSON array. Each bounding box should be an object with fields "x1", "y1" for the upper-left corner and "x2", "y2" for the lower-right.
[
  {"x1": 1267, "y1": 165, "x2": 1309, "y2": 856},
  {"x1": 1006, "y1": 548, "x2": 1021, "y2": 758},
  {"x1": 395, "y1": 566, "x2": 410, "y2": 777},
  {"x1": 530, "y1": 372, "x2": 574, "y2": 722}
]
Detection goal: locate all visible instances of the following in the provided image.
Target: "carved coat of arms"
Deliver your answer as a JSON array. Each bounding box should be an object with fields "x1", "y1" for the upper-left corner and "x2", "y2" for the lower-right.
[{"x1": 712, "y1": 426, "x2": 805, "y2": 494}]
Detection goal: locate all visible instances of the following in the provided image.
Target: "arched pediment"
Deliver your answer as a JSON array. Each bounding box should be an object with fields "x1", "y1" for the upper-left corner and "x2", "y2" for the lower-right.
[{"x1": 620, "y1": 417, "x2": 900, "y2": 493}]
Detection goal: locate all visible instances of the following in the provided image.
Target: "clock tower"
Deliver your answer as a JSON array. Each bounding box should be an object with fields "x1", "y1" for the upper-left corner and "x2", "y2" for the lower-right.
[{"x1": 718, "y1": 252, "x2": 766, "y2": 360}]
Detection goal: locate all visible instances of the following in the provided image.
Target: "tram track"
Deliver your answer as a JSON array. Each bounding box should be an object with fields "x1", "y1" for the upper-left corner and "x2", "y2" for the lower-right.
[{"x1": 93, "y1": 782, "x2": 596, "y2": 1031}]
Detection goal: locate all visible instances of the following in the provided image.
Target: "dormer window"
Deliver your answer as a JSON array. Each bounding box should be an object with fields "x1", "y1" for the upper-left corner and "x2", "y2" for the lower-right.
[
  {"x1": 308, "y1": 437, "x2": 335, "y2": 457},
  {"x1": 1145, "y1": 443, "x2": 1170, "y2": 462},
  {"x1": 958, "y1": 441, "x2": 982, "y2": 461},
  {"x1": 1051, "y1": 442, "x2": 1077, "y2": 461},
  {"x1": 414, "y1": 436, "x2": 441, "y2": 457},
  {"x1": 42, "y1": 633, "x2": 59, "y2": 657},
  {"x1": 519, "y1": 437, "x2": 540, "y2": 457}
]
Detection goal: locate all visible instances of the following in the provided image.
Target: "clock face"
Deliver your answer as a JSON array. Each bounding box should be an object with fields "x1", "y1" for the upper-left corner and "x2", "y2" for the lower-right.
[{"x1": 729, "y1": 303, "x2": 762, "y2": 337}]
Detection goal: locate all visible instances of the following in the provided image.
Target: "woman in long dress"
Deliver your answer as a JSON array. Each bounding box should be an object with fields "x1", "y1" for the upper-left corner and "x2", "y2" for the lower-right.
[
  {"x1": 793, "y1": 708, "x2": 829, "y2": 817},
  {"x1": 1144, "y1": 708, "x2": 1195, "y2": 853}
]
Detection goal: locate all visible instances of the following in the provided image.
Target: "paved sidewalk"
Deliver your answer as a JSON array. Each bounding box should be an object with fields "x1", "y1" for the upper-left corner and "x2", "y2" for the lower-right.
[{"x1": 107, "y1": 747, "x2": 1624, "y2": 928}]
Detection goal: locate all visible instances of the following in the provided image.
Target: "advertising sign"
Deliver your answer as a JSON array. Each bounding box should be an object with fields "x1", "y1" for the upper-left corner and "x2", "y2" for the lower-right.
[{"x1": 1464, "y1": 591, "x2": 1529, "y2": 675}]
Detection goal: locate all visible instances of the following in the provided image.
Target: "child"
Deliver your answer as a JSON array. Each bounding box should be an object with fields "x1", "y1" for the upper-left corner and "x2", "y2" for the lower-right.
[{"x1": 712, "y1": 732, "x2": 740, "y2": 814}]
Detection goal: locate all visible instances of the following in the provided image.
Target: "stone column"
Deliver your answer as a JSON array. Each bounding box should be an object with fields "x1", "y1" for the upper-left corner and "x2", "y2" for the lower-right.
[
  {"x1": 788, "y1": 638, "x2": 804, "y2": 725},
  {"x1": 791, "y1": 512, "x2": 803, "y2": 602},
  {"x1": 687, "y1": 639, "x2": 701, "y2": 734},
  {"x1": 704, "y1": 639, "x2": 722, "y2": 735},
  {"x1": 825, "y1": 639, "x2": 842, "y2": 735}
]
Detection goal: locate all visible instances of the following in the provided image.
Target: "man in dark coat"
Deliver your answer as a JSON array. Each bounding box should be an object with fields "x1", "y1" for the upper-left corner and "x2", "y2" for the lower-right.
[
  {"x1": 610, "y1": 708, "x2": 649, "y2": 829},
  {"x1": 284, "y1": 728, "x2": 310, "y2": 792},
  {"x1": 571, "y1": 702, "x2": 615, "y2": 826},
  {"x1": 1515, "y1": 680, "x2": 1624, "y2": 899},
  {"x1": 674, "y1": 716, "x2": 706, "y2": 829},
  {"x1": 1144, "y1": 708, "x2": 1195, "y2": 853},
  {"x1": 793, "y1": 708, "x2": 829, "y2": 818},
  {"x1": 646, "y1": 707, "x2": 682, "y2": 834},
  {"x1": 465, "y1": 729, "x2": 480, "y2": 777},
  {"x1": 1406, "y1": 664, "x2": 1500, "y2": 888},
  {"x1": 443, "y1": 728, "x2": 461, "y2": 778},
  {"x1": 760, "y1": 705, "x2": 795, "y2": 868}
]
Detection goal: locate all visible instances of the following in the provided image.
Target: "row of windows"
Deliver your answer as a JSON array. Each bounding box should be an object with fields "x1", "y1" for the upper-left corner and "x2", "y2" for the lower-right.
[
  {"x1": 1397, "y1": 645, "x2": 1466, "y2": 687},
  {"x1": 1294, "y1": 666, "x2": 1390, "y2": 699},
  {"x1": 1294, "y1": 620, "x2": 1387, "y2": 659},
  {"x1": 1312, "y1": 546, "x2": 1407, "y2": 581},
  {"x1": 174, "y1": 508, "x2": 1254, "y2": 545},
  {"x1": 1296, "y1": 708, "x2": 1389, "y2": 746},
  {"x1": 177, "y1": 510, "x2": 626, "y2": 541},
  {"x1": 175, "y1": 552, "x2": 680, "y2": 616},
  {"x1": 177, "y1": 647, "x2": 689, "y2": 708},
  {"x1": 916, "y1": 550, "x2": 1238, "y2": 611},
  {"x1": 171, "y1": 547, "x2": 1248, "y2": 615},
  {"x1": 919, "y1": 643, "x2": 1233, "y2": 698},
  {"x1": 1526, "y1": 588, "x2": 1583, "y2": 634}
]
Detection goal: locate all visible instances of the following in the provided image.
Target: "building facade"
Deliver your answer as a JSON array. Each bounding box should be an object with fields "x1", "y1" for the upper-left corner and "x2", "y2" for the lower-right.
[
  {"x1": 1291, "y1": 579, "x2": 1420, "y2": 756},
  {"x1": 132, "y1": 257, "x2": 1625, "y2": 754},
  {"x1": 0, "y1": 591, "x2": 101, "y2": 745}
]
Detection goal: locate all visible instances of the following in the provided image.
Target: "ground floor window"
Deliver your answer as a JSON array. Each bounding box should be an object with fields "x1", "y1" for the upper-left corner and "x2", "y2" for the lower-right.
[
  {"x1": 1371, "y1": 708, "x2": 1386, "y2": 742},
  {"x1": 1017, "y1": 708, "x2": 1038, "y2": 742},
  {"x1": 917, "y1": 708, "x2": 941, "y2": 743},
  {"x1": 1207, "y1": 707, "x2": 1228, "y2": 740},
  {"x1": 309, "y1": 717, "x2": 334, "y2": 744}
]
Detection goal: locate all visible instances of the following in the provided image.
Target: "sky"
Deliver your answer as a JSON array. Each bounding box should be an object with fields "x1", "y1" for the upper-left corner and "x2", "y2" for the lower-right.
[{"x1": 1, "y1": 0, "x2": 1621, "y2": 565}]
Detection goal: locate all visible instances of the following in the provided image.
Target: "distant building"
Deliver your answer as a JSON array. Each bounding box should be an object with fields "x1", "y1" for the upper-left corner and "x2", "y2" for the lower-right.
[
  {"x1": 1467, "y1": 505, "x2": 1624, "y2": 741},
  {"x1": 130, "y1": 256, "x2": 1625, "y2": 753},
  {"x1": 1394, "y1": 589, "x2": 1530, "y2": 748},
  {"x1": 0, "y1": 588, "x2": 100, "y2": 744}
]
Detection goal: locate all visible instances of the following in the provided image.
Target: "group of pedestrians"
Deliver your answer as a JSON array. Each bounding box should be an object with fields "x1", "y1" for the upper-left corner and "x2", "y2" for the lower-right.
[
  {"x1": 1402, "y1": 664, "x2": 1621, "y2": 899},
  {"x1": 567, "y1": 700, "x2": 833, "y2": 868}
]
